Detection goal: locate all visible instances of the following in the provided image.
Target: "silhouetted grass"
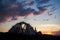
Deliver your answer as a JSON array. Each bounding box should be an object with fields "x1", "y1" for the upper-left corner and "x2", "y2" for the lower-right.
[{"x1": 0, "y1": 32, "x2": 60, "y2": 40}]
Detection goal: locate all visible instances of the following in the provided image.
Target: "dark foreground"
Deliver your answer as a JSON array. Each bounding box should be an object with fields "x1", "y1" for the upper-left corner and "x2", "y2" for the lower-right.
[{"x1": 0, "y1": 33, "x2": 60, "y2": 40}]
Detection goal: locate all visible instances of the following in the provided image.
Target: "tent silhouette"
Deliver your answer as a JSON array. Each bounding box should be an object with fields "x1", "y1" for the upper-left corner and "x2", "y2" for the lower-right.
[{"x1": 8, "y1": 22, "x2": 37, "y2": 35}]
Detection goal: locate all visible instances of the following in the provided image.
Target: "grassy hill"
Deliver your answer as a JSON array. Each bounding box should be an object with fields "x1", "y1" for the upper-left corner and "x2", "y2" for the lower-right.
[{"x1": 0, "y1": 32, "x2": 59, "y2": 40}]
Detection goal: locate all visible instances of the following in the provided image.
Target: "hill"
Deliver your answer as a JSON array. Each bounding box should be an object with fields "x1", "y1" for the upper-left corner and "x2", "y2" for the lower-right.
[{"x1": 0, "y1": 32, "x2": 60, "y2": 40}]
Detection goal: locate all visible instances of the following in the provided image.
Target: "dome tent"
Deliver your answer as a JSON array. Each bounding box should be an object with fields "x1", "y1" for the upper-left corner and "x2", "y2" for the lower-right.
[{"x1": 8, "y1": 22, "x2": 37, "y2": 35}]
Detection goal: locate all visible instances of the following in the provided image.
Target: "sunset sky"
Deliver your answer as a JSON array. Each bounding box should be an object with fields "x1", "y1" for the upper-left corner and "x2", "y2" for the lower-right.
[{"x1": 0, "y1": 0, "x2": 60, "y2": 35}]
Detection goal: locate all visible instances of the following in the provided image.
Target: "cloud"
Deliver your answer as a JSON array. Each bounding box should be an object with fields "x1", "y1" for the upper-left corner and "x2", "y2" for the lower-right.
[
  {"x1": 35, "y1": 0, "x2": 50, "y2": 4},
  {"x1": 22, "y1": 1, "x2": 34, "y2": 6},
  {"x1": 54, "y1": 31, "x2": 60, "y2": 35},
  {"x1": 0, "y1": 0, "x2": 52, "y2": 23},
  {"x1": 50, "y1": 7, "x2": 58, "y2": 12}
]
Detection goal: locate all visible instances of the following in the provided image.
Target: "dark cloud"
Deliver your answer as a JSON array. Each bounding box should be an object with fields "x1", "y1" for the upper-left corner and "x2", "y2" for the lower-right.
[
  {"x1": 39, "y1": 0, "x2": 50, "y2": 4},
  {"x1": 0, "y1": 0, "x2": 52, "y2": 23},
  {"x1": 54, "y1": 31, "x2": 60, "y2": 35},
  {"x1": 33, "y1": 6, "x2": 47, "y2": 15},
  {"x1": 35, "y1": 0, "x2": 50, "y2": 5}
]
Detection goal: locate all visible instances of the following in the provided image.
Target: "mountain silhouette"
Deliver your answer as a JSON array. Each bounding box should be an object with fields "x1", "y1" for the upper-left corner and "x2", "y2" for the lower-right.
[{"x1": 8, "y1": 22, "x2": 39, "y2": 35}]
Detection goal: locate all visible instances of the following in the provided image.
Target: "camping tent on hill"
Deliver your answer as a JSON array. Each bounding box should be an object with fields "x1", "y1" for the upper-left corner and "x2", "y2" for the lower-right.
[{"x1": 8, "y1": 22, "x2": 38, "y2": 35}]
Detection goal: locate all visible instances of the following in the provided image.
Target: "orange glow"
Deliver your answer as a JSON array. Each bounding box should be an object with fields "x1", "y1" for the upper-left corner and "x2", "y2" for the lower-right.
[
  {"x1": 42, "y1": 31, "x2": 53, "y2": 35},
  {"x1": 46, "y1": 32, "x2": 52, "y2": 35}
]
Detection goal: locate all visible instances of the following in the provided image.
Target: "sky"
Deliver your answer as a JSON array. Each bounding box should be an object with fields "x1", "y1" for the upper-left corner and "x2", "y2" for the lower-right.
[{"x1": 0, "y1": 0, "x2": 60, "y2": 35}]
